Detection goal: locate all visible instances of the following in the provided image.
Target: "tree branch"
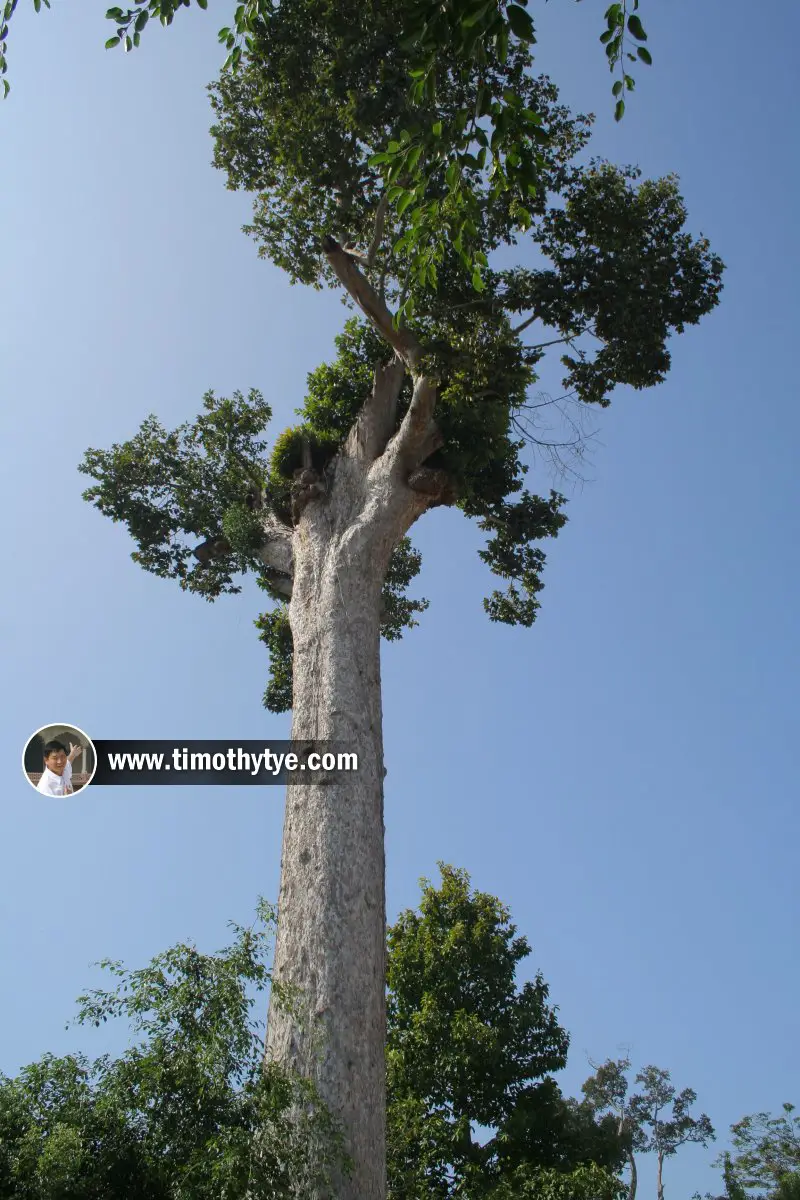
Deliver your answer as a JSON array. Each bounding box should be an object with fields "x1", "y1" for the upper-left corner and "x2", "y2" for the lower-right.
[
  {"x1": 322, "y1": 235, "x2": 421, "y2": 371},
  {"x1": 258, "y1": 513, "x2": 294, "y2": 581},
  {"x1": 387, "y1": 373, "x2": 441, "y2": 466},
  {"x1": 365, "y1": 191, "x2": 390, "y2": 268},
  {"x1": 345, "y1": 354, "x2": 407, "y2": 464}
]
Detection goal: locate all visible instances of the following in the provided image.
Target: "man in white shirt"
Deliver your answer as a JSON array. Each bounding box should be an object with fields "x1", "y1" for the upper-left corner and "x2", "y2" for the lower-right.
[{"x1": 36, "y1": 739, "x2": 82, "y2": 796}]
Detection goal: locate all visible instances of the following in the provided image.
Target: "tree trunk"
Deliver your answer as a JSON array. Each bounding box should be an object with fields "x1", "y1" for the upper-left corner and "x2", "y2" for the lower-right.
[
  {"x1": 627, "y1": 1148, "x2": 637, "y2": 1200},
  {"x1": 657, "y1": 1151, "x2": 664, "y2": 1200},
  {"x1": 268, "y1": 534, "x2": 388, "y2": 1196},
  {"x1": 263, "y1": 328, "x2": 441, "y2": 1197}
]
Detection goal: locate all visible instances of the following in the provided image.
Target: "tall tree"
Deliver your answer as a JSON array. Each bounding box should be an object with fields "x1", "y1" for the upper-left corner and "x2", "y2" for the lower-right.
[
  {"x1": 18, "y1": 0, "x2": 723, "y2": 1191},
  {"x1": 386, "y1": 864, "x2": 625, "y2": 1197},
  {"x1": 582, "y1": 1057, "x2": 640, "y2": 1200},
  {"x1": 628, "y1": 1065, "x2": 715, "y2": 1200}
]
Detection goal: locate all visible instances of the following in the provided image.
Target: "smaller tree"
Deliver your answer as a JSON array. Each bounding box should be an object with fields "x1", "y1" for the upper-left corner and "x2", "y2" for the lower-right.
[
  {"x1": 582, "y1": 1057, "x2": 639, "y2": 1200},
  {"x1": 628, "y1": 1065, "x2": 715, "y2": 1200},
  {"x1": 0, "y1": 905, "x2": 344, "y2": 1199},
  {"x1": 386, "y1": 863, "x2": 625, "y2": 1197},
  {"x1": 717, "y1": 1104, "x2": 800, "y2": 1200}
]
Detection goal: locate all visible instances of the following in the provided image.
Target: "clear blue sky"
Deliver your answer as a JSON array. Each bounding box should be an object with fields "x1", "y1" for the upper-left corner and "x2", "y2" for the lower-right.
[{"x1": 2, "y1": 2, "x2": 798, "y2": 1195}]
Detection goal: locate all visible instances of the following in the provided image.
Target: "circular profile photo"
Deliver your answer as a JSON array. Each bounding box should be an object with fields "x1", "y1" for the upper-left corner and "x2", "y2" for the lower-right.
[{"x1": 22, "y1": 724, "x2": 97, "y2": 797}]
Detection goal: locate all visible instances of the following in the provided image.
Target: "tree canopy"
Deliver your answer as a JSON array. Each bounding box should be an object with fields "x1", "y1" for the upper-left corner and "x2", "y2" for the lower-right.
[
  {"x1": 2, "y1": 0, "x2": 655, "y2": 294},
  {"x1": 716, "y1": 1105, "x2": 800, "y2": 1200},
  {"x1": 76, "y1": 0, "x2": 723, "y2": 708},
  {"x1": 387, "y1": 864, "x2": 625, "y2": 1197}
]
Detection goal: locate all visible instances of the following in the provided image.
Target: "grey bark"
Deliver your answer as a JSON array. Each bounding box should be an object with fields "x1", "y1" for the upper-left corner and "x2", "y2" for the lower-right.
[
  {"x1": 627, "y1": 1147, "x2": 637, "y2": 1200},
  {"x1": 264, "y1": 242, "x2": 446, "y2": 1199}
]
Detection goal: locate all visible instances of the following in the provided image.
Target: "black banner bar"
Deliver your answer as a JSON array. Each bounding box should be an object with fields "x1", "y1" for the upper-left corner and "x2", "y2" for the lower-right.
[{"x1": 91, "y1": 741, "x2": 359, "y2": 786}]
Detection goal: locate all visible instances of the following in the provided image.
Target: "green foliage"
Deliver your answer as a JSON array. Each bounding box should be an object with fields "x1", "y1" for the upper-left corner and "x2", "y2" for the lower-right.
[
  {"x1": 206, "y1": 33, "x2": 721, "y2": 622},
  {"x1": 380, "y1": 536, "x2": 429, "y2": 642},
  {"x1": 487, "y1": 1162, "x2": 626, "y2": 1200},
  {"x1": 79, "y1": 388, "x2": 272, "y2": 600},
  {"x1": 0, "y1": 903, "x2": 345, "y2": 1198},
  {"x1": 386, "y1": 864, "x2": 625, "y2": 1197},
  {"x1": 524, "y1": 162, "x2": 724, "y2": 404},
  {"x1": 585, "y1": 1057, "x2": 716, "y2": 1200},
  {"x1": 0, "y1": 872, "x2": 626, "y2": 1199},
  {"x1": 478, "y1": 490, "x2": 567, "y2": 625},
  {"x1": 255, "y1": 604, "x2": 293, "y2": 713},
  {"x1": 627, "y1": 1065, "x2": 715, "y2": 1160},
  {"x1": 264, "y1": 319, "x2": 393, "y2": 516},
  {"x1": 68, "y1": 0, "x2": 721, "y2": 710},
  {"x1": 222, "y1": 501, "x2": 266, "y2": 555},
  {"x1": 717, "y1": 1105, "x2": 800, "y2": 1200},
  {"x1": 775, "y1": 1175, "x2": 800, "y2": 1200},
  {"x1": 2, "y1": 0, "x2": 653, "y2": 294}
]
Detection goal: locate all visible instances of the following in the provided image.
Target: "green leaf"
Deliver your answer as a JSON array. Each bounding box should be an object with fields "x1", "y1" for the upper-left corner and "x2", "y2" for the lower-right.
[
  {"x1": 135, "y1": 8, "x2": 149, "y2": 31},
  {"x1": 432, "y1": 120, "x2": 443, "y2": 137},
  {"x1": 496, "y1": 21, "x2": 509, "y2": 62},
  {"x1": 637, "y1": 45, "x2": 652, "y2": 65},
  {"x1": 627, "y1": 14, "x2": 647, "y2": 40},
  {"x1": 124, "y1": 34, "x2": 133, "y2": 51},
  {"x1": 197, "y1": 0, "x2": 209, "y2": 7},
  {"x1": 462, "y1": 0, "x2": 493, "y2": 29},
  {"x1": 614, "y1": 97, "x2": 625, "y2": 121},
  {"x1": 612, "y1": 80, "x2": 623, "y2": 97},
  {"x1": 396, "y1": 191, "x2": 415, "y2": 215},
  {"x1": 105, "y1": 34, "x2": 122, "y2": 48},
  {"x1": 506, "y1": 4, "x2": 534, "y2": 41},
  {"x1": 471, "y1": 266, "x2": 485, "y2": 291},
  {"x1": 407, "y1": 144, "x2": 423, "y2": 172}
]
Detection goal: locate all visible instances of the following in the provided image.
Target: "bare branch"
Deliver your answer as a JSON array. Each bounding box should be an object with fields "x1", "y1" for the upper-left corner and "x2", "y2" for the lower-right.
[
  {"x1": 322, "y1": 235, "x2": 421, "y2": 370},
  {"x1": 504, "y1": 388, "x2": 603, "y2": 486},
  {"x1": 512, "y1": 312, "x2": 539, "y2": 336}
]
